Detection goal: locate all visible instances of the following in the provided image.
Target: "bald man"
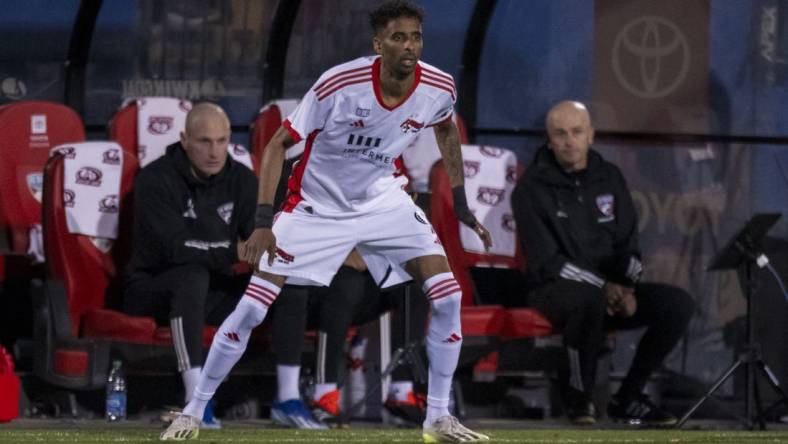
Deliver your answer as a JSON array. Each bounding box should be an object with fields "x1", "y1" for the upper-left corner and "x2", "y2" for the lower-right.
[
  {"x1": 123, "y1": 102, "x2": 257, "y2": 425},
  {"x1": 511, "y1": 101, "x2": 695, "y2": 426}
]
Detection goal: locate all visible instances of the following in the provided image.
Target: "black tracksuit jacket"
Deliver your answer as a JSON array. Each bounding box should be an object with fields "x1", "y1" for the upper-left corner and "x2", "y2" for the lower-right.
[
  {"x1": 126, "y1": 143, "x2": 257, "y2": 278},
  {"x1": 511, "y1": 145, "x2": 643, "y2": 288}
]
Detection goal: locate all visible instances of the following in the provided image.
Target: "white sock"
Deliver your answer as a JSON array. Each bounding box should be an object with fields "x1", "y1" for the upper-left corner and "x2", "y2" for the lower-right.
[
  {"x1": 314, "y1": 382, "x2": 337, "y2": 401},
  {"x1": 389, "y1": 380, "x2": 414, "y2": 401},
  {"x1": 277, "y1": 365, "x2": 301, "y2": 402},
  {"x1": 421, "y1": 272, "x2": 462, "y2": 426},
  {"x1": 181, "y1": 366, "x2": 201, "y2": 403},
  {"x1": 182, "y1": 276, "x2": 279, "y2": 418}
]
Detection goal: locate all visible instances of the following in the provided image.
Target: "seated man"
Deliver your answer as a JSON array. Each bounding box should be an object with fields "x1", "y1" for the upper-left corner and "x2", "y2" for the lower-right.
[
  {"x1": 269, "y1": 250, "x2": 429, "y2": 428},
  {"x1": 511, "y1": 100, "x2": 695, "y2": 426},
  {"x1": 123, "y1": 103, "x2": 257, "y2": 426}
]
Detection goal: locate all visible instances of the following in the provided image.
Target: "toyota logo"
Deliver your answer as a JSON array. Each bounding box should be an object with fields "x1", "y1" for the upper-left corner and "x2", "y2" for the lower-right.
[{"x1": 612, "y1": 16, "x2": 690, "y2": 99}]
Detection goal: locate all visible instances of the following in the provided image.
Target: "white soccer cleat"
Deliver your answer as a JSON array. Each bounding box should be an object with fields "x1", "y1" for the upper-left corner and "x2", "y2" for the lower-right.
[
  {"x1": 422, "y1": 415, "x2": 490, "y2": 443},
  {"x1": 160, "y1": 413, "x2": 200, "y2": 441}
]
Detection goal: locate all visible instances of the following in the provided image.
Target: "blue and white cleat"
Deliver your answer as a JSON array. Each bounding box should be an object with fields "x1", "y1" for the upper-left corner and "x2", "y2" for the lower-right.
[{"x1": 270, "y1": 399, "x2": 328, "y2": 429}]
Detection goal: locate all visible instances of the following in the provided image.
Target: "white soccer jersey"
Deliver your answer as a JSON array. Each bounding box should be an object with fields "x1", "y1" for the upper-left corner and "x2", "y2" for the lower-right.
[{"x1": 281, "y1": 55, "x2": 456, "y2": 217}]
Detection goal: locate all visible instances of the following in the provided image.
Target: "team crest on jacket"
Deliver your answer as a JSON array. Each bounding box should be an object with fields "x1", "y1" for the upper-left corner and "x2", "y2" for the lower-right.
[
  {"x1": 596, "y1": 194, "x2": 615, "y2": 221},
  {"x1": 217, "y1": 202, "x2": 234, "y2": 224},
  {"x1": 463, "y1": 160, "x2": 480, "y2": 178}
]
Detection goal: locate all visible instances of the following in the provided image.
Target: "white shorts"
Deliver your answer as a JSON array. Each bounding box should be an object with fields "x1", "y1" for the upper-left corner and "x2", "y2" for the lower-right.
[{"x1": 258, "y1": 201, "x2": 446, "y2": 287}]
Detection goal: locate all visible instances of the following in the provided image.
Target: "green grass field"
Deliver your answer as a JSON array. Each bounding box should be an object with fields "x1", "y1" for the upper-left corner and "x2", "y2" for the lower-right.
[{"x1": 1, "y1": 428, "x2": 787, "y2": 444}]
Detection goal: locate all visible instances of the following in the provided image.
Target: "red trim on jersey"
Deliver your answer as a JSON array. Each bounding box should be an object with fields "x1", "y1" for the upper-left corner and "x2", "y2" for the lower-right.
[
  {"x1": 426, "y1": 112, "x2": 453, "y2": 128},
  {"x1": 372, "y1": 57, "x2": 421, "y2": 111},
  {"x1": 421, "y1": 79, "x2": 456, "y2": 101},
  {"x1": 421, "y1": 71, "x2": 456, "y2": 92},
  {"x1": 422, "y1": 66, "x2": 454, "y2": 84},
  {"x1": 313, "y1": 65, "x2": 373, "y2": 92},
  {"x1": 317, "y1": 77, "x2": 373, "y2": 101},
  {"x1": 282, "y1": 129, "x2": 320, "y2": 212},
  {"x1": 315, "y1": 70, "x2": 372, "y2": 96},
  {"x1": 282, "y1": 119, "x2": 303, "y2": 144}
]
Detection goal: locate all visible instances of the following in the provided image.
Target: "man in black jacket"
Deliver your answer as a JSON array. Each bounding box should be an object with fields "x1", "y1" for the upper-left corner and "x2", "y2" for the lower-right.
[
  {"x1": 511, "y1": 101, "x2": 695, "y2": 426},
  {"x1": 123, "y1": 103, "x2": 257, "y2": 423}
]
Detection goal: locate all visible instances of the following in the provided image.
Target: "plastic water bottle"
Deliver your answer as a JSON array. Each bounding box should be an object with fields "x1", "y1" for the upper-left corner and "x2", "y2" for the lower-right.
[{"x1": 105, "y1": 360, "x2": 127, "y2": 421}]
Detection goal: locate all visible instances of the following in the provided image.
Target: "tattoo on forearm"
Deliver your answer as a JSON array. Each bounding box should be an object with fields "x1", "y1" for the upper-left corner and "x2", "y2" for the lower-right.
[{"x1": 438, "y1": 126, "x2": 464, "y2": 187}]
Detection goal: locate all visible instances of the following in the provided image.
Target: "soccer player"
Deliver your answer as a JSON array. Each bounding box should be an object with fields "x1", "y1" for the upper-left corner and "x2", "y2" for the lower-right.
[{"x1": 161, "y1": 1, "x2": 491, "y2": 442}]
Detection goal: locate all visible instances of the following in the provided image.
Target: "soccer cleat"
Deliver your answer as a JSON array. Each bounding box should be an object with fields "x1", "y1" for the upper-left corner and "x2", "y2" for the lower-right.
[
  {"x1": 384, "y1": 390, "x2": 427, "y2": 425},
  {"x1": 311, "y1": 389, "x2": 341, "y2": 423},
  {"x1": 201, "y1": 400, "x2": 222, "y2": 430},
  {"x1": 422, "y1": 415, "x2": 490, "y2": 443},
  {"x1": 270, "y1": 399, "x2": 328, "y2": 429},
  {"x1": 159, "y1": 413, "x2": 200, "y2": 441},
  {"x1": 607, "y1": 394, "x2": 677, "y2": 426}
]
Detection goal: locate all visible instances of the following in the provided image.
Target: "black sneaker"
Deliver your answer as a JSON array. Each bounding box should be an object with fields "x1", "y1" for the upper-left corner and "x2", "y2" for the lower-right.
[
  {"x1": 566, "y1": 390, "x2": 596, "y2": 425},
  {"x1": 608, "y1": 394, "x2": 677, "y2": 426}
]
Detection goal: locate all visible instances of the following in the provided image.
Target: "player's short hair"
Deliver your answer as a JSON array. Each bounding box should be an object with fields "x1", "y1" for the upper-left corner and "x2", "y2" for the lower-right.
[{"x1": 370, "y1": 0, "x2": 424, "y2": 35}]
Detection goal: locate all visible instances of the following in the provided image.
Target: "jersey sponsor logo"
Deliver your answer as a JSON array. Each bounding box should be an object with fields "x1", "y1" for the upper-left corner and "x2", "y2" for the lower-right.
[
  {"x1": 182, "y1": 198, "x2": 197, "y2": 219},
  {"x1": 102, "y1": 148, "x2": 121, "y2": 165},
  {"x1": 346, "y1": 133, "x2": 381, "y2": 147},
  {"x1": 463, "y1": 160, "x2": 480, "y2": 178},
  {"x1": 414, "y1": 211, "x2": 428, "y2": 225},
  {"x1": 596, "y1": 194, "x2": 615, "y2": 222},
  {"x1": 477, "y1": 186, "x2": 504, "y2": 206},
  {"x1": 355, "y1": 107, "x2": 370, "y2": 117},
  {"x1": 63, "y1": 189, "x2": 75, "y2": 207},
  {"x1": 53, "y1": 146, "x2": 76, "y2": 159},
  {"x1": 147, "y1": 115, "x2": 174, "y2": 135},
  {"x1": 75, "y1": 167, "x2": 102, "y2": 186},
  {"x1": 99, "y1": 194, "x2": 119, "y2": 213},
  {"x1": 479, "y1": 146, "x2": 505, "y2": 158},
  {"x1": 400, "y1": 118, "x2": 424, "y2": 133},
  {"x1": 502, "y1": 213, "x2": 516, "y2": 232},
  {"x1": 217, "y1": 202, "x2": 234, "y2": 224},
  {"x1": 275, "y1": 247, "x2": 295, "y2": 264}
]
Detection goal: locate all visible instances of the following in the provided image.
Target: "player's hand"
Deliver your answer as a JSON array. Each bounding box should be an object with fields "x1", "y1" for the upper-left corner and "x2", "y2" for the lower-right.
[
  {"x1": 472, "y1": 222, "x2": 493, "y2": 251},
  {"x1": 242, "y1": 227, "x2": 277, "y2": 268},
  {"x1": 604, "y1": 282, "x2": 636, "y2": 317}
]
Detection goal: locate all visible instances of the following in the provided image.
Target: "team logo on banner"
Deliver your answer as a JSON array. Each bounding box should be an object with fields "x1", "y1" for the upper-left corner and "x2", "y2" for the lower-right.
[
  {"x1": 102, "y1": 148, "x2": 121, "y2": 165},
  {"x1": 53, "y1": 146, "x2": 76, "y2": 159},
  {"x1": 596, "y1": 194, "x2": 615, "y2": 220},
  {"x1": 76, "y1": 167, "x2": 102, "y2": 187},
  {"x1": 477, "y1": 187, "x2": 504, "y2": 206},
  {"x1": 99, "y1": 195, "x2": 119, "y2": 213},
  {"x1": 463, "y1": 160, "x2": 480, "y2": 178},
  {"x1": 217, "y1": 202, "x2": 234, "y2": 224},
  {"x1": 506, "y1": 165, "x2": 518, "y2": 184},
  {"x1": 178, "y1": 100, "x2": 192, "y2": 112},
  {"x1": 63, "y1": 189, "x2": 75, "y2": 207},
  {"x1": 148, "y1": 116, "x2": 174, "y2": 135},
  {"x1": 232, "y1": 144, "x2": 247, "y2": 156},
  {"x1": 502, "y1": 213, "x2": 516, "y2": 232},
  {"x1": 479, "y1": 146, "x2": 504, "y2": 158},
  {"x1": 26, "y1": 173, "x2": 43, "y2": 203}
]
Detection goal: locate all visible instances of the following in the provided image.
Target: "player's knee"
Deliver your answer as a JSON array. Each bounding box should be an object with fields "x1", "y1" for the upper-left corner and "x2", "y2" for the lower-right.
[
  {"x1": 430, "y1": 291, "x2": 461, "y2": 320},
  {"x1": 237, "y1": 297, "x2": 267, "y2": 327}
]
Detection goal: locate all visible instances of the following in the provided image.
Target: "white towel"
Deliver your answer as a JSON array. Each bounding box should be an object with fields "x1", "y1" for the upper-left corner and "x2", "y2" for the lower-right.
[
  {"x1": 136, "y1": 97, "x2": 192, "y2": 167},
  {"x1": 227, "y1": 143, "x2": 254, "y2": 171},
  {"x1": 261, "y1": 99, "x2": 305, "y2": 160},
  {"x1": 458, "y1": 145, "x2": 518, "y2": 258},
  {"x1": 52, "y1": 142, "x2": 124, "y2": 239}
]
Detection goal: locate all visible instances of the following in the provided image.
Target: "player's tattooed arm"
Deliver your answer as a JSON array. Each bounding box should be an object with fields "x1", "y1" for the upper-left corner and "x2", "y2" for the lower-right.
[
  {"x1": 241, "y1": 126, "x2": 295, "y2": 267},
  {"x1": 433, "y1": 118, "x2": 493, "y2": 250},
  {"x1": 433, "y1": 118, "x2": 463, "y2": 187}
]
